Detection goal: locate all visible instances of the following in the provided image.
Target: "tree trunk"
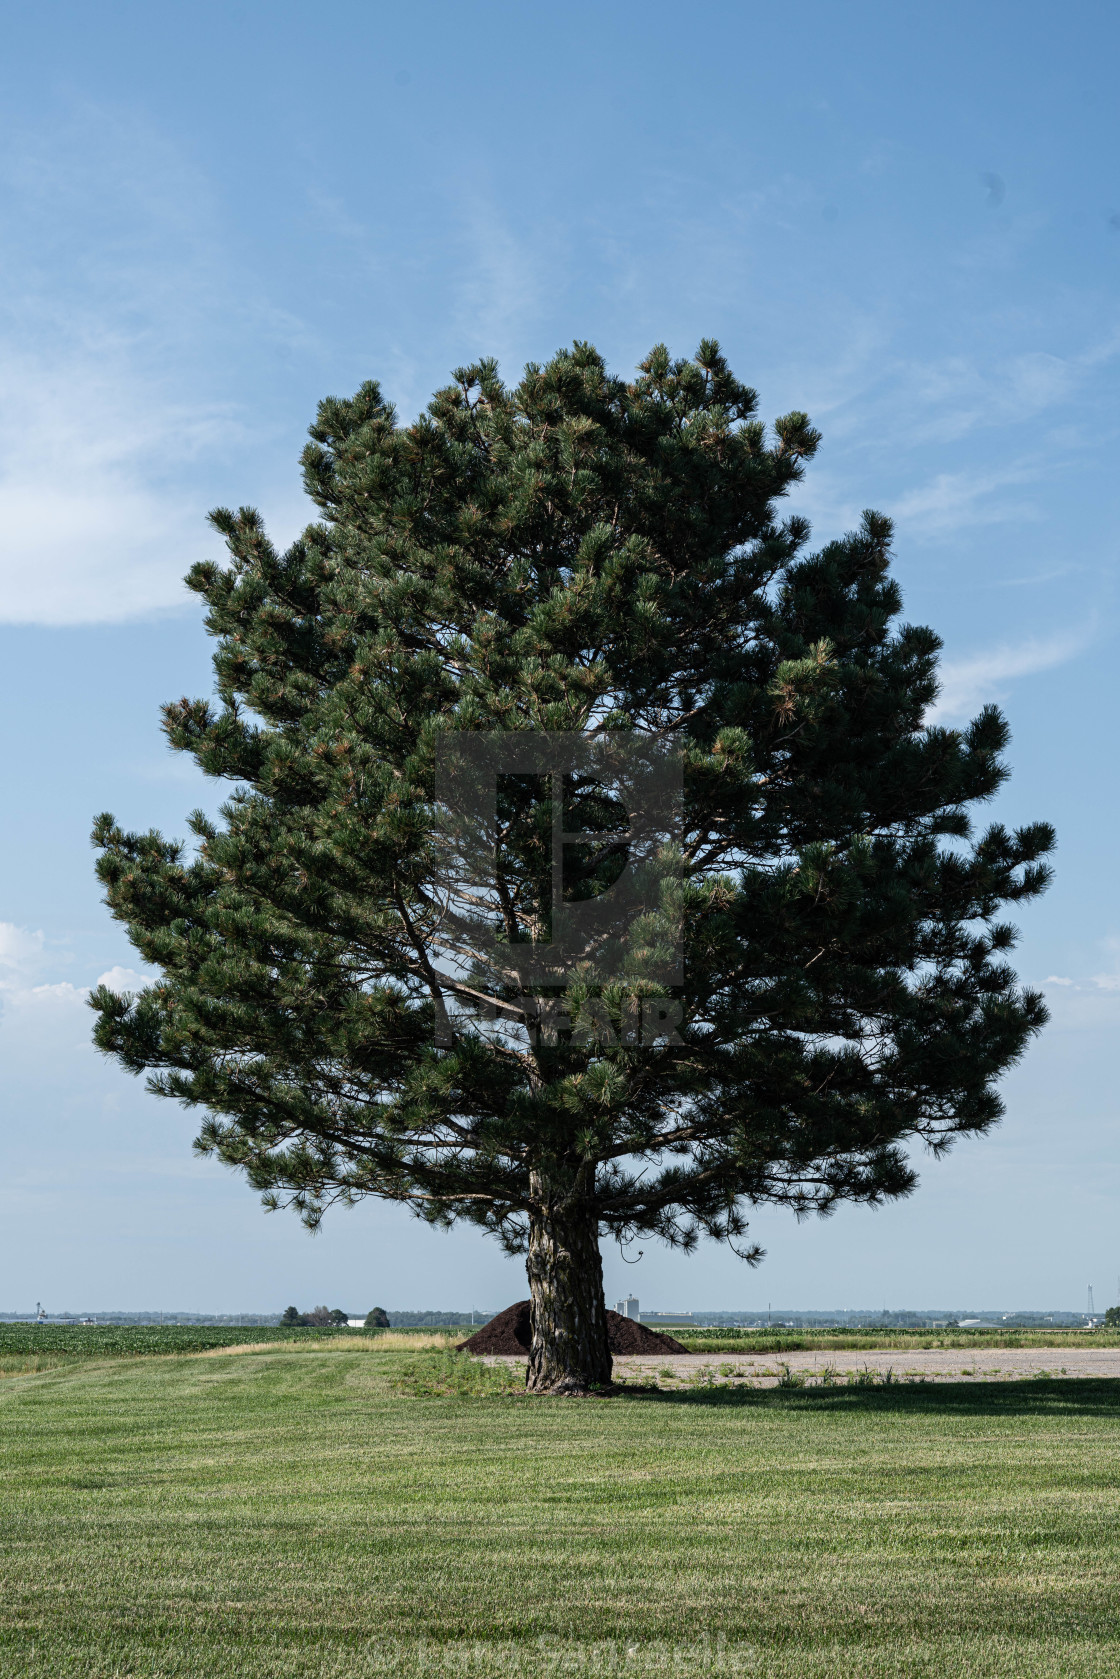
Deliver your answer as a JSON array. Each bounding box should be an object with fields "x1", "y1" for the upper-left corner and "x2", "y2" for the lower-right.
[{"x1": 525, "y1": 1172, "x2": 612, "y2": 1395}]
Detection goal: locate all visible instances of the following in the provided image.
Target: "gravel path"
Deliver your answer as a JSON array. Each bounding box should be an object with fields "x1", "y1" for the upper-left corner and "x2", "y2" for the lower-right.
[{"x1": 480, "y1": 1347, "x2": 1120, "y2": 1386}]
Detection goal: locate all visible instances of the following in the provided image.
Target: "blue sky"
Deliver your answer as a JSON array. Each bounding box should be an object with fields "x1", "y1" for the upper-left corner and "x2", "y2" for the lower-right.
[{"x1": 1, "y1": 0, "x2": 1118, "y2": 1316}]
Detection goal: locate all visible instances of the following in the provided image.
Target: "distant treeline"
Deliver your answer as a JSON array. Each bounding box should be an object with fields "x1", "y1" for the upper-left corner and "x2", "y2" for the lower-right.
[
  {"x1": 0, "y1": 1310, "x2": 499, "y2": 1328},
  {"x1": 378, "y1": 1311, "x2": 497, "y2": 1327},
  {"x1": 0, "y1": 1308, "x2": 1096, "y2": 1328},
  {"x1": 644, "y1": 1311, "x2": 1096, "y2": 1329}
]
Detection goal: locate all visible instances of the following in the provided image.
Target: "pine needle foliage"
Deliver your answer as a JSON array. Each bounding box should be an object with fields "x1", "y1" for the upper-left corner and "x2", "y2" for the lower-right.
[{"x1": 91, "y1": 340, "x2": 1052, "y2": 1274}]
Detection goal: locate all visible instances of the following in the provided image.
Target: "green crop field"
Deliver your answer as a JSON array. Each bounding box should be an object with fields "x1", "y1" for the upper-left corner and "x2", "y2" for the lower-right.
[
  {"x1": 2, "y1": 1340, "x2": 1119, "y2": 1678},
  {"x1": 671, "y1": 1326, "x2": 1120, "y2": 1354},
  {"x1": 0, "y1": 1322, "x2": 363, "y2": 1363}
]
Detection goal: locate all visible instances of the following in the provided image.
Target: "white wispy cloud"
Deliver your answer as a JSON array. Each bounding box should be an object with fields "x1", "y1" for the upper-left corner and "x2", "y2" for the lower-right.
[
  {"x1": 449, "y1": 192, "x2": 555, "y2": 369},
  {"x1": 779, "y1": 312, "x2": 1120, "y2": 549},
  {"x1": 0, "y1": 924, "x2": 155, "y2": 1026},
  {"x1": 900, "y1": 354, "x2": 1070, "y2": 445},
  {"x1": 1039, "y1": 939, "x2": 1120, "y2": 998},
  {"x1": 899, "y1": 328, "x2": 1120, "y2": 447},
  {"x1": 94, "y1": 966, "x2": 150, "y2": 993},
  {"x1": 0, "y1": 922, "x2": 81, "y2": 1013},
  {"x1": 0, "y1": 922, "x2": 44, "y2": 974},
  {"x1": 0, "y1": 350, "x2": 240, "y2": 625},
  {"x1": 927, "y1": 630, "x2": 1087, "y2": 723},
  {"x1": 889, "y1": 462, "x2": 1041, "y2": 537},
  {"x1": 0, "y1": 103, "x2": 301, "y2": 626}
]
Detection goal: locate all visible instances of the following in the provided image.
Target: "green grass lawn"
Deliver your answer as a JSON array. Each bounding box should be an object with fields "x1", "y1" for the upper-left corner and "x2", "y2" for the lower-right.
[{"x1": 2, "y1": 1342, "x2": 1119, "y2": 1677}]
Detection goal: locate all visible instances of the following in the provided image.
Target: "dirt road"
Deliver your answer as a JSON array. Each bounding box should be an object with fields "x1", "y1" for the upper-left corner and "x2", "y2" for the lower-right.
[{"x1": 480, "y1": 1347, "x2": 1120, "y2": 1386}]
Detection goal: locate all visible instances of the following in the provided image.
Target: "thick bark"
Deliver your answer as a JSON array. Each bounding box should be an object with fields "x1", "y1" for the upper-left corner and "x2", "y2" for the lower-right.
[{"x1": 525, "y1": 1171, "x2": 612, "y2": 1394}]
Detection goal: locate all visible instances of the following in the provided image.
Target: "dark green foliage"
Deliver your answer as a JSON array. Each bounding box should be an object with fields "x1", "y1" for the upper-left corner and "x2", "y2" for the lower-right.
[
  {"x1": 365, "y1": 1307, "x2": 391, "y2": 1329},
  {"x1": 280, "y1": 1306, "x2": 302, "y2": 1325},
  {"x1": 90, "y1": 339, "x2": 1052, "y2": 1268},
  {"x1": 1105, "y1": 1307, "x2": 1120, "y2": 1329}
]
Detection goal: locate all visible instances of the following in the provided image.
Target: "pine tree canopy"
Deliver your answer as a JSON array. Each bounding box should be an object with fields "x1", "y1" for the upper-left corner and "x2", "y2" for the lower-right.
[{"x1": 91, "y1": 340, "x2": 1053, "y2": 1389}]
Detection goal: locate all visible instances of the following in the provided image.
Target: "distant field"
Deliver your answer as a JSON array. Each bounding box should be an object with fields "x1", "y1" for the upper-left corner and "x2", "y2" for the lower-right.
[
  {"x1": 1, "y1": 1340, "x2": 1119, "y2": 1675},
  {"x1": 673, "y1": 1326, "x2": 1120, "y2": 1353},
  {"x1": 0, "y1": 1323, "x2": 368, "y2": 1362},
  {"x1": 3, "y1": 1321, "x2": 1113, "y2": 1375}
]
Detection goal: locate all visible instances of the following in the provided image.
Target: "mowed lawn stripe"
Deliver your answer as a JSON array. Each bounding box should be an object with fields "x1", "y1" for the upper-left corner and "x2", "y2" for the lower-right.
[{"x1": 1, "y1": 1347, "x2": 1119, "y2": 1675}]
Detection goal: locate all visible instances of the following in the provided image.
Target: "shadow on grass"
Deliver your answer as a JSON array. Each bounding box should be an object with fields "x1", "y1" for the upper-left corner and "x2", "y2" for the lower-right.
[{"x1": 614, "y1": 1378, "x2": 1120, "y2": 1418}]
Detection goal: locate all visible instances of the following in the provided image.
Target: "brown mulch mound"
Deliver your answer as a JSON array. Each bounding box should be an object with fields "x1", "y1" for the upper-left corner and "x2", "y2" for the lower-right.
[{"x1": 456, "y1": 1300, "x2": 687, "y2": 1356}]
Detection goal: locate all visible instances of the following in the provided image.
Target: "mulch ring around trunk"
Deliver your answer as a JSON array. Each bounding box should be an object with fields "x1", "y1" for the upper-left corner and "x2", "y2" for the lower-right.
[{"x1": 456, "y1": 1300, "x2": 687, "y2": 1356}]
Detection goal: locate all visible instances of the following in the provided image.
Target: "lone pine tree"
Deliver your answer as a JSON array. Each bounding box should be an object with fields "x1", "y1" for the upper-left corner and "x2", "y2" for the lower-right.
[{"x1": 91, "y1": 341, "x2": 1053, "y2": 1394}]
